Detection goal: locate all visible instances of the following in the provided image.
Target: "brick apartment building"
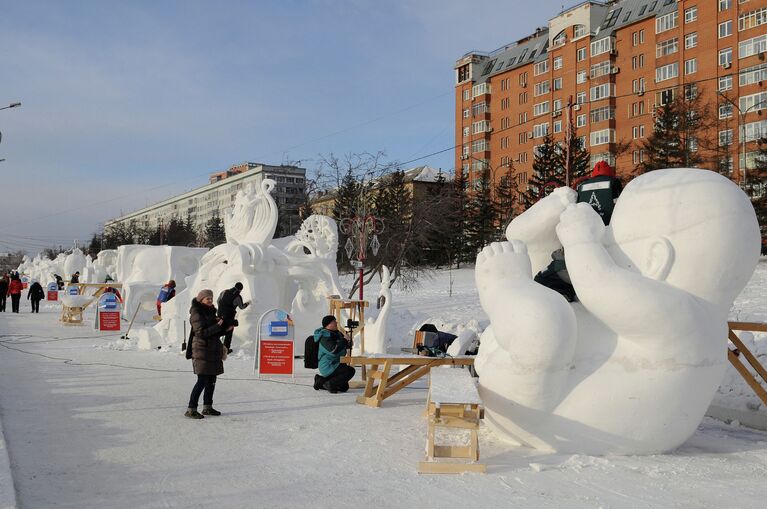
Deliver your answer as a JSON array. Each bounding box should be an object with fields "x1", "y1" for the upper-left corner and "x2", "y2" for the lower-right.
[{"x1": 454, "y1": 0, "x2": 767, "y2": 194}]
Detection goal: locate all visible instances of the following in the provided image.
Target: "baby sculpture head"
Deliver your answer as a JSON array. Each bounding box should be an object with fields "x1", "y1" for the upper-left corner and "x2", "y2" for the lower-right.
[{"x1": 606, "y1": 169, "x2": 761, "y2": 307}]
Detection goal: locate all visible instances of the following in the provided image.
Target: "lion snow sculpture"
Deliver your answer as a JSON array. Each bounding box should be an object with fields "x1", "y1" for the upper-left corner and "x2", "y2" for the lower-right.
[{"x1": 475, "y1": 169, "x2": 761, "y2": 455}]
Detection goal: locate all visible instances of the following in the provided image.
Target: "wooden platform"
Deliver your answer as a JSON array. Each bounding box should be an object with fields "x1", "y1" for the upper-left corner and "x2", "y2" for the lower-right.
[
  {"x1": 341, "y1": 354, "x2": 474, "y2": 408},
  {"x1": 419, "y1": 368, "x2": 485, "y2": 474}
]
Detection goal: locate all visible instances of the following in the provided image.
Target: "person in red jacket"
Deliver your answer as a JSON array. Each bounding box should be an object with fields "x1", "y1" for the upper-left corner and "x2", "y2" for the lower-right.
[{"x1": 8, "y1": 275, "x2": 24, "y2": 313}]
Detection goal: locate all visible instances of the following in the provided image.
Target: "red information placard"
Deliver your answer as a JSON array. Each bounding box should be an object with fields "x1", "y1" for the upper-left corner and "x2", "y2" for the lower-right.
[
  {"x1": 259, "y1": 340, "x2": 294, "y2": 375},
  {"x1": 99, "y1": 311, "x2": 121, "y2": 331},
  {"x1": 47, "y1": 291, "x2": 58, "y2": 301}
]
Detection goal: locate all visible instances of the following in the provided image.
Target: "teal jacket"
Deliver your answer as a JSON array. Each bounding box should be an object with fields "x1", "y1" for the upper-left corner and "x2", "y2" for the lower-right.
[{"x1": 313, "y1": 327, "x2": 350, "y2": 377}]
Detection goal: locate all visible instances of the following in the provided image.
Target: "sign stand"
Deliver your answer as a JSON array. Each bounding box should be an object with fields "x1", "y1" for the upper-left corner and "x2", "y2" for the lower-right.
[
  {"x1": 254, "y1": 308, "x2": 295, "y2": 380},
  {"x1": 97, "y1": 292, "x2": 121, "y2": 332},
  {"x1": 47, "y1": 282, "x2": 59, "y2": 301}
]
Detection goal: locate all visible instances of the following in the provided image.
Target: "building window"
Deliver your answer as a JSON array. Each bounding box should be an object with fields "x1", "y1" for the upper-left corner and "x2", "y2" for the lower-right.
[
  {"x1": 519, "y1": 92, "x2": 528, "y2": 104},
  {"x1": 553, "y1": 31, "x2": 567, "y2": 47},
  {"x1": 742, "y1": 119, "x2": 767, "y2": 142},
  {"x1": 719, "y1": 102, "x2": 733, "y2": 119},
  {"x1": 656, "y1": 37, "x2": 679, "y2": 57},
  {"x1": 720, "y1": 0, "x2": 732, "y2": 10},
  {"x1": 472, "y1": 139, "x2": 489, "y2": 153},
  {"x1": 739, "y1": 7, "x2": 767, "y2": 31},
  {"x1": 719, "y1": 20, "x2": 733, "y2": 38},
  {"x1": 576, "y1": 91, "x2": 586, "y2": 104},
  {"x1": 463, "y1": 90, "x2": 470, "y2": 101},
  {"x1": 462, "y1": 108, "x2": 469, "y2": 119},
  {"x1": 684, "y1": 6, "x2": 697, "y2": 23},
  {"x1": 591, "y1": 106, "x2": 615, "y2": 123},
  {"x1": 739, "y1": 34, "x2": 767, "y2": 59},
  {"x1": 590, "y1": 60, "x2": 611, "y2": 79},
  {"x1": 472, "y1": 83, "x2": 489, "y2": 98},
  {"x1": 639, "y1": 29, "x2": 645, "y2": 43},
  {"x1": 463, "y1": 126, "x2": 470, "y2": 138},
  {"x1": 684, "y1": 58, "x2": 697, "y2": 75},
  {"x1": 472, "y1": 120, "x2": 490, "y2": 134},
  {"x1": 534, "y1": 80, "x2": 550, "y2": 96},
  {"x1": 633, "y1": 125, "x2": 646, "y2": 139},
  {"x1": 590, "y1": 128, "x2": 615, "y2": 146},
  {"x1": 553, "y1": 99, "x2": 562, "y2": 112},
  {"x1": 719, "y1": 129, "x2": 734, "y2": 147},
  {"x1": 590, "y1": 83, "x2": 615, "y2": 101},
  {"x1": 590, "y1": 37, "x2": 612, "y2": 57},
  {"x1": 574, "y1": 24, "x2": 587, "y2": 38},
  {"x1": 533, "y1": 122, "x2": 550, "y2": 138},
  {"x1": 719, "y1": 75, "x2": 734, "y2": 91},
  {"x1": 519, "y1": 72, "x2": 528, "y2": 86},
  {"x1": 576, "y1": 70, "x2": 587, "y2": 84},
  {"x1": 685, "y1": 32, "x2": 697, "y2": 49},
  {"x1": 553, "y1": 120, "x2": 562, "y2": 133},
  {"x1": 719, "y1": 47, "x2": 733, "y2": 66},
  {"x1": 740, "y1": 91, "x2": 767, "y2": 112},
  {"x1": 472, "y1": 102, "x2": 488, "y2": 116},
  {"x1": 655, "y1": 62, "x2": 679, "y2": 82},
  {"x1": 577, "y1": 114, "x2": 587, "y2": 127},
  {"x1": 576, "y1": 47, "x2": 587, "y2": 61},
  {"x1": 553, "y1": 56, "x2": 563, "y2": 70},
  {"x1": 553, "y1": 77, "x2": 563, "y2": 91},
  {"x1": 534, "y1": 60, "x2": 549, "y2": 76},
  {"x1": 740, "y1": 64, "x2": 767, "y2": 86},
  {"x1": 656, "y1": 11, "x2": 678, "y2": 33},
  {"x1": 533, "y1": 101, "x2": 550, "y2": 116},
  {"x1": 632, "y1": 31, "x2": 640, "y2": 46}
]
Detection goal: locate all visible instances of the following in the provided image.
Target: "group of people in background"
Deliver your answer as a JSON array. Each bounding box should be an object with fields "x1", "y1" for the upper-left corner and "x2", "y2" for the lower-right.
[{"x1": 0, "y1": 271, "x2": 44, "y2": 314}]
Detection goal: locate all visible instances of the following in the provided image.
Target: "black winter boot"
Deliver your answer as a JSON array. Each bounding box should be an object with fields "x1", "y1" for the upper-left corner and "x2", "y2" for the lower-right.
[
  {"x1": 314, "y1": 374, "x2": 326, "y2": 391},
  {"x1": 201, "y1": 405, "x2": 221, "y2": 416},
  {"x1": 185, "y1": 408, "x2": 204, "y2": 419}
]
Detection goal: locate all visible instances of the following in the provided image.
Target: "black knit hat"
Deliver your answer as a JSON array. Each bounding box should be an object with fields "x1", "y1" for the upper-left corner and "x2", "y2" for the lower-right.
[
  {"x1": 234, "y1": 282, "x2": 243, "y2": 291},
  {"x1": 322, "y1": 315, "x2": 336, "y2": 328}
]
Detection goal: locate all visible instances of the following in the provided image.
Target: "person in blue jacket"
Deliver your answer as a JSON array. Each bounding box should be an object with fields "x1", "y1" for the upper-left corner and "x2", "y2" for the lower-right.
[
  {"x1": 156, "y1": 280, "x2": 176, "y2": 316},
  {"x1": 313, "y1": 315, "x2": 355, "y2": 393}
]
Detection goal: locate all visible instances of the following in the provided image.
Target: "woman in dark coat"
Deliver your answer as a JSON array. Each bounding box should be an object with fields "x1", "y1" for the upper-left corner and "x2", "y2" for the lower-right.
[
  {"x1": 27, "y1": 281, "x2": 45, "y2": 313},
  {"x1": 185, "y1": 289, "x2": 233, "y2": 419}
]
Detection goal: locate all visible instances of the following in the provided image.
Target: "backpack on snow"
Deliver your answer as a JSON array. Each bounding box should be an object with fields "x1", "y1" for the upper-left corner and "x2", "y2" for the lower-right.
[{"x1": 304, "y1": 335, "x2": 319, "y2": 369}]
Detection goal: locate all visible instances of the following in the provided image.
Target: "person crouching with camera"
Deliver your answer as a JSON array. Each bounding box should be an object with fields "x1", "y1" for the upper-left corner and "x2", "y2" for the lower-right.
[{"x1": 313, "y1": 315, "x2": 356, "y2": 393}]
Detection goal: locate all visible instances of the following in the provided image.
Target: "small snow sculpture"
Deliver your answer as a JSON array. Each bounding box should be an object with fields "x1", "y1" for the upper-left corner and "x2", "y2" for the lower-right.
[
  {"x1": 475, "y1": 169, "x2": 761, "y2": 455},
  {"x1": 63, "y1": 248, "x2": 88, "y2": 279},
  {"x1": 364, "y1": 265, "x2": 393, "y2": 354}
]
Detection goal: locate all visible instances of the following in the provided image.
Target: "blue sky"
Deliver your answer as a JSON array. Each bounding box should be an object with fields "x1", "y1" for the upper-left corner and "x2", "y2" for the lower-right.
[{"x1": 0, "y1": 0, "x2": 556, "y2": 252}]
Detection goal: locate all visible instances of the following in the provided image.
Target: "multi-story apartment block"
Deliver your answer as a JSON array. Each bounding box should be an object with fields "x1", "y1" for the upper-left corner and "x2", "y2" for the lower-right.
[
  {"x1": 105, "y1": 162, "x2": 306, "y2": 238},
  {"x1": 455, "y1": 0, "x2": 767, "y2": 193}
]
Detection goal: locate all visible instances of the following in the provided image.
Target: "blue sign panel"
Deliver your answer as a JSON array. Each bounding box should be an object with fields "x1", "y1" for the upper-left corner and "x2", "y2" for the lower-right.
[{"x1": 269, "y1": 321, "x2": 289, "y2": 336}]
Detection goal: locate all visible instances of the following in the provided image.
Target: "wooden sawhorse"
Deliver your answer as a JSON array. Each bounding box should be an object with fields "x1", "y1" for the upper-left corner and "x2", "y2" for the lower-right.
[
  {"x1": 342, "y1": 355, "x2": 474, "y2": 408},
  {"x1": 728, "y1": 321, "x2": 767, "y2": 406}
]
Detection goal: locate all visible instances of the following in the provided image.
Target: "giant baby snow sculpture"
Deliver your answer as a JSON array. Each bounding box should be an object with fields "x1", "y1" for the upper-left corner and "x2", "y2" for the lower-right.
[{"x1": 475, "y1": 169, "x2": 761, "y2": 455}]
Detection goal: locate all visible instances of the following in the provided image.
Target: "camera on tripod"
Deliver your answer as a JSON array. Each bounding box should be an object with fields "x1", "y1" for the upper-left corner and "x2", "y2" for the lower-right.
[{"x1": 346, "y1": 319, "x2": 359, "y2": 330}]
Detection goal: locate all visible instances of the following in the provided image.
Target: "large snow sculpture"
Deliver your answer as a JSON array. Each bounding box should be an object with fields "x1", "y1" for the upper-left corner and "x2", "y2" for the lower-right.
[
  {"x1": 152, "y1": 180, "x2": 344, "y2": 355},
  {"x1": 117, "y1": 245, "x2": 208, "y2": 322},
  {"x1": 63, "y1": 249, "x2": 88, "y2": 279},
  {"x1": 364, "y1": 265, "x2": 393, "y2": 354},
  {"x1": 475, "y1": 169, "x2": 761, "y2": 455}
]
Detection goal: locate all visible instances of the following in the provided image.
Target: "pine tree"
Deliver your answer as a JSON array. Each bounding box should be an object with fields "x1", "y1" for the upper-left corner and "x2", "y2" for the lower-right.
[
  {"x1": 522, "y1": 133, "x2": 562, "y2": 208},
  {"x1": 750, "y1": 137, "x2": 767, "y2": 254},
  {"x1": 371, "y1": 170, "x2": 412, "y2": 278},
  {"x1": 558, "y1": 127, "x2": 591, "y2": 186},
  {"x1": 465, "y1": 169, "x2": 497, "y2": 254},
  {"x1": 204, "y1": 215, "x2": 226, "y2": 246},
  {"x1": 87, "y1": 233, "x2": 101, "y2": 256},
  {"x1": 445, "y1": 169, "x2": 470, "y2": 267},
  {"x1": 493, "y1": 169, "x2": 516, "y2": 232},
  {"x1": 332, "y1": 169, "x2": 363, "y2": 264}
]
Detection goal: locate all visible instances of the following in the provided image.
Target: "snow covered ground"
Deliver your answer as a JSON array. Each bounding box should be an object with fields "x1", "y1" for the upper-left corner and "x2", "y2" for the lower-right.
[{"x1": 0, "y1": 260, "x2": 766, "y2": 508}]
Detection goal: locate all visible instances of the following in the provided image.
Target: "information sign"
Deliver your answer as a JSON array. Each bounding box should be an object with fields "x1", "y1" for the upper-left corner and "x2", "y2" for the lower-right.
[
  {"x1": 47, "y1": 282, "x2": 59, "y2": 301},
  {"x1": 258, "y1": 340, "x2": 294, "y2": 375},
  {"x1": 98, "y1": 293, "x2": 121, "y2": 331}
]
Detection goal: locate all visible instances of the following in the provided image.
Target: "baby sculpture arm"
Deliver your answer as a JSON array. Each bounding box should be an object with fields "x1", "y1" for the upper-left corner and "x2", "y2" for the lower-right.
[{"x1": 557, "y1": 203, "x2": 701, "y2": 344}]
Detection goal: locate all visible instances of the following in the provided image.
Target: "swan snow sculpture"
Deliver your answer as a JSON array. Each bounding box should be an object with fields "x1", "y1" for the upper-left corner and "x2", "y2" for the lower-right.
[
  {"x1": 363, "y1": 265, "x2": 393, "y2": 354},
  {"x1": 153, "y1": 180, "x2": 344, "y2": 355},
  {"x1": 475, "y1": 169, "x2": 761, "y2": 455}
]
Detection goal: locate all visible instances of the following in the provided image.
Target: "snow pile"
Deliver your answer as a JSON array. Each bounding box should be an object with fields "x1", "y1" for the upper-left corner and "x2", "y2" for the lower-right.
[{"x1": 475, "y1": 169, "x2": 761, "y2": 454}]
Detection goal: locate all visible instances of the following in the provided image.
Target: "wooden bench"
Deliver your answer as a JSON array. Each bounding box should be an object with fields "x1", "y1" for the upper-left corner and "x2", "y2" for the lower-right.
[{"x1": 418, "y1": 368, "x2": 485, "y2": 474}]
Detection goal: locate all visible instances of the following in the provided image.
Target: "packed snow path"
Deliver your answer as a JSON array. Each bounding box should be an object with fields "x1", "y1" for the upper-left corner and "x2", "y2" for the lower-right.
[{"x1": 1, "y1": 308, "x2": 767, "y2": 508}]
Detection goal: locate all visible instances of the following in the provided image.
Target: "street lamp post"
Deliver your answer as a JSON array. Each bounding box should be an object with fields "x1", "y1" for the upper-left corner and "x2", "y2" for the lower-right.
[{"x1": 717, "y1": 92, "x2": 765, "y2": 189}]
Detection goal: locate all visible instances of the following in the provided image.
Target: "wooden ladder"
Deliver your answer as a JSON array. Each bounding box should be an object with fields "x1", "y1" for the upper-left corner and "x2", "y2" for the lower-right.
[{"x1": 727, "y1": 321, "x2": 767, "y2": 406}]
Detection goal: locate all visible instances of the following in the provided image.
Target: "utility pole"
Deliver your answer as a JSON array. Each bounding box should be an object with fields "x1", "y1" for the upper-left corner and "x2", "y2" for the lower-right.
[{"x1": 565, "y1": 95, "x2": 574, "y2": 188}]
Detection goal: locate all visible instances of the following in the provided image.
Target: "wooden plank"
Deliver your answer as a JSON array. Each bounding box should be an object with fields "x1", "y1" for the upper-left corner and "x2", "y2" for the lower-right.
[
  {"x1": 729, "y1": 321, "x2": 767, "y2": 333},
  {"x1": 729, "y1": 330, "x2": 767, "y2": 383},
  {"x1": 373, "y1": 360, "x2": 393, "y2": 403},
  {"x1": 383, "y1": 364, "x2": 433, "y2": 399},
  {"x1": 355, "y1": 395, "x2": 382, "y2": 407},
  {"x1": 417, "y1": 462, "x2": 486, "y2": 474},
  {"x1": 342, "y1": 356, "x2": 474, "y2": 367},
  {"x1": 363, "y1": 364, "x2": 379, "y2": 397},
  {"x1": 433, "y1": 445, "x2": 473, "y2": 458},
  {"x1": 433, "y1": 416, "x2": 480, "y2": 429},
  {"x1": 728, "y1": 350, "x2": 767, "y2": 406}
]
